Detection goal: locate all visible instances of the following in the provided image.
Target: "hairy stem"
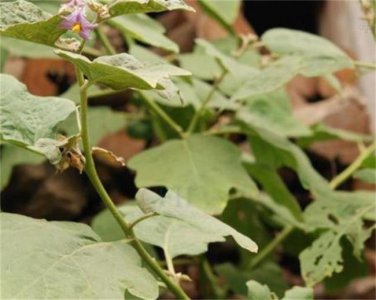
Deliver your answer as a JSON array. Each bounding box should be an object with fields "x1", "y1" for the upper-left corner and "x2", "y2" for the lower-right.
[
  {"x1": 354, "y1": 61, "x2": 376, "y2": 70},
  {"x1": 76, "y1": 68, "x2": 190, "y2": 300},
  {"x1": 329, "y1": 141, "x2": 376, "y2": 190}
]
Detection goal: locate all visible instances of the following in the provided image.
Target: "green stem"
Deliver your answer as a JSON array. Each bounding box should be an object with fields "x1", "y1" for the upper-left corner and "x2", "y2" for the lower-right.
[
  {"x1": 129, "y1": 212, "x2": 157, "y2": 230},
  {"x1": 95, "y1": 27, "x2": 116, "y2": 55},
  {"x1": 139, "y1": 91, "x2": 185, "y2": 138},
  {"x1": 200, "y1": 258, "x2": 225, "y2": 299},
  {"x1": 186, "y1": 69, "x2": 227, "y2": 134},
  {"x1": 329, "y1": 141, "x2": 376, "y2": 189},
  {"x1": 250, "y1": 226, "x2": 294, "y2": 269},
  {"x1": 76, "y1": 67, "x2": 189, "y2": 300},
  {"x1": 354, "y1": 61, "x2": 376, "y2": 70}
]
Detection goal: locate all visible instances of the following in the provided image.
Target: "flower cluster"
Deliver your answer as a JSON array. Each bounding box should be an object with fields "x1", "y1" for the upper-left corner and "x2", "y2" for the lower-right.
[{"x1": 59, "y1": 0, "x2": 107, "y2": 40}]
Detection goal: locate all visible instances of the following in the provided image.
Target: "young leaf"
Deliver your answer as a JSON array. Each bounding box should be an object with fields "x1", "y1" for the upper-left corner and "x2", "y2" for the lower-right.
[
  {"x1": 56, "y1": 50, "x2": 191, "y2": 90},
  {"x1": 262, "y1": 28, "x2": 354, "y2": 76},
  {"x1": 0, "y1": 74, "x2": 76, "y2": 162},
  {"x1": 0, "y1": 0, "x2": 65, "y2": 47},
  {"x1": 128, "y1": 135, "x2": 258, "y2": 214},
  {"x1": 109, "y1": 14, "x2": 179, "y2": 53},
  {"x1": 300, "y1": 191, "x2": 376, "y2": 286},
  {"x1": 135, "y1": 188, "x2": 258, "y2": 253},
  {"x1": 1, "y1": 213, "x2": 159, "y2": 299},
  {"x1": 283, "y1": 286, "x2": 313, "y2": 300},
  {"x1": 108, "y1": 0, "x2": 194, "y2": 18}
]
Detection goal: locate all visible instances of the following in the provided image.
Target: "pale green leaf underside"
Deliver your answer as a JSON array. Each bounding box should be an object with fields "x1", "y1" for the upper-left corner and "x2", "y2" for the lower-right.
[
  {"x1": 109, "y1": 14, "x2": 178, "y2": 52},
  {"x1": 1, "y1": 213, "x2": 158, "y2": 299},
  {"x1": 0, "y1": 0, "x2": 64, "y2": 47},
  {"x1": 56, "y1": 50, "x2": 190, "y2": 90},
  {"x1": 0, "y1": 74, "x2": 76, "y2": 162},
  {"x1": 136, "y1": 189, "x2": 258, "y2": 253},
  {"x1": 108, "y1": 0, "x2": 194, "y2": 17},
  {"x1": 262, "y1": 28, "x2": 354, "y2": 76},
  {"x1": 128, "y1": 135, "x2": 258, "y2": 214},
  {"x1": 300, "y1": 191, "x2": 375, "y2": 286}
]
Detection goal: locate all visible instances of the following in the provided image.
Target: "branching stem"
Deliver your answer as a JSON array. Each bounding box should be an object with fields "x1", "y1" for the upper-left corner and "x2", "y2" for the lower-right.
[
  {"x1": 95, "y1": 27, "x2": 116, "y2": 55},
  {"x1": 76, "y1": 67, "x2": 189, "y2": 300}
]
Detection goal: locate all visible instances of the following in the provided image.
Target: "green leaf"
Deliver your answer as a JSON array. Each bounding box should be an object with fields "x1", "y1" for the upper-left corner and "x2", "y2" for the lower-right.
[
  {"x1": 108, "y1": 0, "x2": 194, "y2": 18},
  {"x1": 300, "y1": 191, "x2": 375, "y2": 286},
  {"x1": 1, "y1": 213, "x2": 159, "y2": 299},
  {"x1": 247, "y1": 280, "x2": 313, "y2": 300},
  {"x1": 56, "y1": 50, "x2": 191, "y2": 90},
  {"x1": 248, "y1": 127, "x2": 331, "y2": 196},
  {"x1": 245, "y1": 163, "x2": 303, "y2": 222},
  {"x1": 0, "y1": 37, "x2": 57, "y2": 58},
  {"x1": 231, "y1": 56, "x2": 303, "y2": 101},
  {"x1": 0, "y1": 144, "x2": 44, "y2": 189},
  {"x1": 109, "y1": 14, "x2": 178, "y2": 52},
  {"x1": 353, "y1": 168, "x2": 376, "y2": 184},
  {"x1": 262, "y1": 28, "x2": 353, "y2": 76},
  {"x1": 297, "y1": 123, "x2": 373, "y2": 148},
  {"x1": 135, "y1": 189, "x2": 258, "y2": 253},
  {"x1": 197, "y1": 0, "x2": 241, "y2": 33},
  {"x1": 128, "y1": 135, "x2": 258, "y2": 214},
  {"x1": 0, "y1": 74, "x2": 76, "y2": 162},
  {"x1": 246, "y1": 280, "x2": 274, "y2": 300},
  {"x1": 237, "y1": 90, "x2": 311, "y2": 137},
  {"x1": 283, "y1": 286, "x2": 313, "y2": 300},
  {"x1": 0, "y1": 0, "x2": 65, "y2": 47},
  {"x1": 59, "y1": 106, "x2": 126, "y2": 146}
]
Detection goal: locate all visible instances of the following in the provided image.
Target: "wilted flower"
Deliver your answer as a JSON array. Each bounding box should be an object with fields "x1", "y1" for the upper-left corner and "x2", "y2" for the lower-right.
[{"x1": 60, "y1": 9, "x2": 97, "y2": 40}]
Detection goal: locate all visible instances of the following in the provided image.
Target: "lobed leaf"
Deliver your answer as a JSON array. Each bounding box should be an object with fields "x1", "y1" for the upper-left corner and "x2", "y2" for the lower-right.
[
  {"x1": 1, "y1": 213, "x2": 159, "y2": 299},
  {"x1": 0, "y1": 74, "x2": 76, "y2": 163},
  {"x1": 56, "y1": 50, "x2": 190, "y2": 90},
  {"x1": 300, "y1": 191, "x2": 376, "y2": 286},
  {"x1": 0, "y1": 0, "x2": 64, "y2": 47},
  {"x1": 128, "y1": 135, "x2": 258, "y2": 214}
]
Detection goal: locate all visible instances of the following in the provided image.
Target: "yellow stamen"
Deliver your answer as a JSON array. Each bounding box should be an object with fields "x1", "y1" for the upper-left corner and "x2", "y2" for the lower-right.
[{"x1": 72, "y1": 23, "x2": 81, "y2": 33}]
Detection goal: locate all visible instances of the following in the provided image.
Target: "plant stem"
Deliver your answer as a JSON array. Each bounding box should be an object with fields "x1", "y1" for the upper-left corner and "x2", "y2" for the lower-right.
[
  {"x1": 129, "y1": 212, "x2": 157, "y2": 230},
  {"x1": 139, "y1": 91, "x2": 185, "y2": 138},
  {"x1": 250, "y1": 225, "x2": 294, "y2": 269},
  {"x1": 329, "y1": 141, "x2": 376, "y2": 190},
  {"x1": 76, "y1": 67, "x2": 190, "y2": 300},
  {"x1": 354, "y1": 61, "x2": 376, "y2": 70},
  {"x1": 95, "y1": 27, "x2": 116, "y2": 55},
  {"x1": 186, "y1": 69, "x2": 227, "y2": 134}
]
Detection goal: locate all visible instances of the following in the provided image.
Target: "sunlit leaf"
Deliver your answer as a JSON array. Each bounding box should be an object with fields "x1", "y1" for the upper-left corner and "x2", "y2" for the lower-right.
[
  {"x1": 353, "y1": 168, "x2": 376, "y2": 184},
  {"x1": 1, "y1": 213, "x2": 159, "y2": 299},
  {"x1": 128, "y1": 135, "x2": 258, "y2": 214}
]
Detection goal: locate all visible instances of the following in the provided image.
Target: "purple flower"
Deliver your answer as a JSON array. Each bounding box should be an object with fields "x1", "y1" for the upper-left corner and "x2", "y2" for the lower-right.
[{"x1": 60, "y1": 9, "x2": 97, "y2": 40}]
